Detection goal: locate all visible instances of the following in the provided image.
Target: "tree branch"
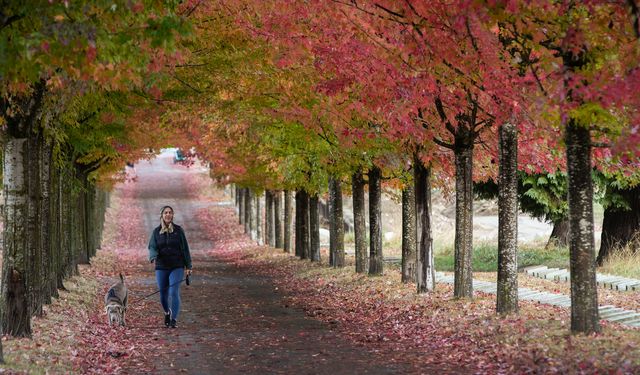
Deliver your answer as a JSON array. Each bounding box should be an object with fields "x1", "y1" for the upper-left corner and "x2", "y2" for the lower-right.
[
  {"x1": 433, "y1": 136, "x2": 454, "y2": 150},
  {"x1": 171, "y1": 74, "x2": 203, "y2": 94},
  {"x1": 434, "y1": 97, "x2": 457, "y2": 135}
]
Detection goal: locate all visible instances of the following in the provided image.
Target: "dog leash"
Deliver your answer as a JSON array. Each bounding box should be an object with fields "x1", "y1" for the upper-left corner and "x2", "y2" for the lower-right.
[{"x1": 129, "y1": 276, "x2": 190, "y2": 306}]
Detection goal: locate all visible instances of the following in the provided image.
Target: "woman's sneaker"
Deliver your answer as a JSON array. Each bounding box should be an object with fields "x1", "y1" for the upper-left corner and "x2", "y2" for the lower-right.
[
  {"x1": 164, "y1": 311, "x2": 171, "y2": 327},
  {"x1": 170, "y1": 319, "x2": 177, "y2": 328}
]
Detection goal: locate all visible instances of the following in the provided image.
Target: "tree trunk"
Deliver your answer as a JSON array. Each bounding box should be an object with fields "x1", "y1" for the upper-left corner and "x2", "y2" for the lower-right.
[
  {"x1": 301, "y1": 191, "x2": 310, "y2": 259},
  {"x1": 295, "y1": 190, "x2": 310, "y2": 259},
  {"x1": 274, "y1": 191, "x2": 283, "y2": 249},
  {"x1": 415, "y1": 159, "x2": 435, "y2": 292},
  {"x1": 48, "y1": 151, "x2": 60, "y2": 299},
  {"x1": 284, "y1": 190, "x2": 293, "y2": 253},
  {"x1": 248, "y1": 189, "x2": 255, "y2": 239},
  {"x1": 265, "y1": 190, "x2": 271, "y2": 245},
  {"x1": 597, "y1": 185, "x2": 640, "y2": 265},
  {"x1": 328, "y1": 178, "x2": 335, "y2": 266},
  {"x1": 368, "y1": 166, "x2": 383, "y2": 275},
  {"x1": 75, "y1": 172, "x2": 89, "y2": 265},
  {"x1": 1, "y1": 138, "x2": 32, "y2": 337},
  {"x1": 235, "y1": 186, "x2": 241, "y2": 217},
  {"x1": 244, "y1": 188, "x2": 251, "y2": 234},
  {"x1": 58, "y1": 165, "x2": 71, "y2": 287},
  {"x1": 329, "y1": 177, "x2": 345, "y2": 267},
  {"x1": 1, "y1": 82, "x2": 46, "y2": 337},
  {"x1": 497, "y1": 122, "x2": 519, "y2": 314},
  {"x1": 28, "y1": 130, "x2": 44, "y2": 316},
  {"x1": 352, "y1": 170, "x2": 367, "y2": 273},
  {"x1": 39, "y1": 139, "x2": 53, "y2": 308},
  {"x1": 402, "y1": 180, "x2": 417, "y2": 284},
  {"x1": 254, "y1": 191, "x2": 262, "y2": 245},
  {"x1": 566, "y1": 119, "x2": 600, "y2": 334},
  {"x1": 266, "y1": 191, "x2": 275, "y2": 247},
  {"x1": 454, "y1": 142, "x2": 474, "y2": 298},
  {"x1": 547, "y1": 219, "x2": 570, "y2": 249},
  {"x1": 238, "y1": 187, "x2": 245, "y2": 225},
  {"x1": 310, "y1": 194, "x2": 321, "y2": 261}
]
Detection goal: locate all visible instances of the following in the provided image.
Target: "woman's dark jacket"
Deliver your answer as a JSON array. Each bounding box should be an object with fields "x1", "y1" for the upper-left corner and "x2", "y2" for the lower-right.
[{"x1": 148, "y1": 224, "x2": 192, "y2": 270}]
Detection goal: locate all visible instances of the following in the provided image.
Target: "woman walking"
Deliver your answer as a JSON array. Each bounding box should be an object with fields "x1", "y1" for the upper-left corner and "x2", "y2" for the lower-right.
[{"x1": 148, "y1": 205, "x2": 193, "y2": 328}]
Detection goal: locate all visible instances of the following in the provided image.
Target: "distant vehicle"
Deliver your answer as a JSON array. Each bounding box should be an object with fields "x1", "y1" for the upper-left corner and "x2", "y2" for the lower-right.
[{"x1": 174, "y1": 149, "x2": 186, "y2": 163}]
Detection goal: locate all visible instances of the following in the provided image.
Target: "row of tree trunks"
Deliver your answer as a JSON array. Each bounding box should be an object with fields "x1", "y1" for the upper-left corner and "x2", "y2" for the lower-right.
[
  {"x1": 1, "y1": 103, "x2": 110, "y2": 337},
  {"x1": 262, "y1": 190, "x2": 286, "y2": 250},
  {"x1": 236, "y1": 187, "x2": 291, "y2": 250}
]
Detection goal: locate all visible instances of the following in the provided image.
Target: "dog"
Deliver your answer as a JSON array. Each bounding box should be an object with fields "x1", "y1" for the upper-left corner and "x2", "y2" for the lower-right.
[{"x1": 104, "y1": 273, "x2": 128, "y2": 326}]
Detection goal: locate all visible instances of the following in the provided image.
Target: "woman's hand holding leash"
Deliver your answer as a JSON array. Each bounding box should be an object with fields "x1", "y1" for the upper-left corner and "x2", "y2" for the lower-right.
[{"x1": 186, "y1": 268, "x2": 192, "y2": 285}]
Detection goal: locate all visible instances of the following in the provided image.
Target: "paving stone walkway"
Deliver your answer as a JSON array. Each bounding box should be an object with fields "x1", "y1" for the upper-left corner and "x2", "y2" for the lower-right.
[
  {"x1": 524, "y1": 265, "x2": 640, "y2": 291},
  {"x1": 434, "y1": 271, "x2": 640, "y2": 328}
]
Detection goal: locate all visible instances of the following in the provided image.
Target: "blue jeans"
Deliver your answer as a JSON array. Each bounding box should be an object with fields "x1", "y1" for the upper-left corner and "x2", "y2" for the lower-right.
[{"x1": 155, "y1": 268, "x2": 184, "y2": 320}]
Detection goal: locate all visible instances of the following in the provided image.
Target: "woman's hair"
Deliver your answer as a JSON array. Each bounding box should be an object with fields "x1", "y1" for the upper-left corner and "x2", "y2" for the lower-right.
[{"x1": 160, "y1": 205, "x2": 174, "y2": 217}]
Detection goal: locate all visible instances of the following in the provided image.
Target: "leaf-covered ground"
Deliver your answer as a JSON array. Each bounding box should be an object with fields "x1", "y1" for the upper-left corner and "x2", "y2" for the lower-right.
[{"x1": 2, "y1": 154, "x2": 640, "y2": 374}]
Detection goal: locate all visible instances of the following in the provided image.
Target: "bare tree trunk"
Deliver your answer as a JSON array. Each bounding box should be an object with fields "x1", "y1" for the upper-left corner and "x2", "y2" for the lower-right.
[
  {"x1": 39, "y1": 140, "x2": 53, "y2": 308},
  {"x1": 295, "y1": 190, "x2": 310, "y2": 259},
  {"x1": 454, "y1": 143, "x2": 474, "y2": 298},
  {"x1": 368, "y1": 166, "x2": 383, "y2": 275},
  {"x1": 497, "y1": 122, "x2": 519, "y2": 314},
  {"x1": 238, "y1": 187, "x2": 245, "y2": 225},
  {"x1": 597, "y1": 185, "x2": 640, "y2": 265},
  {"x1": 566, "y1": 119, "x2": 600, "y2": 334},
  {"x1": 248, "y1": 190, "x2": 255, "y2": 240},
  {"x1": 328, "y1": 179, "x2": 335, "y2": 266},
  {"x1": 244, "y1": 189, "x2": 251, "y2": 234},
  {"x1": 48, "y1": 152, "x2": 60, "y2": 299},
  {"x1": 254, "y1": 191, "x2": 262, "y2": 245},
  {"x1": 401, "y1": 181, "x2": 417, "y2": 284},
  {"x1": 28, "y1": 131, "x2": 43, "y2": 316},
  {"x1": 284, "y1": 190, "x2": 293, "y2": 253},
  {"x1": 547, "y1": 219, "x2": 570, "y2": 249},
  {"x1": 267, "y1": 190, "x2": 277, "y2": 247},
  {"x1": 1, "y1": 83, "x2": 49, "y2": 337},
  {"x1": 62, "y1": 165, "x2": 78, "y2": 278},
  {"x1": 274, "y1": 191, "x2": 283, "y2": 249},
  {"x1": 329, "y1": 177, "x2": 345, "y2": 267},
  {"x1": 415, "y1": 159, "x2": 435, "y2": 292},
  {"x1": 75, "y1": 172, "x2": 89, "y2": 265},
  {"x1": 310, "y1": 194, "x2": 321, "y2": 261},
  {"x1": 352, "y1": 170, "x2": 367, "y2": 273},
  {"x1": 265, "y1": 190, "x2": 271, "y2": 245},
  {"x1": 2, "y1": 138, "x2": 32, "y2": 337}
]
